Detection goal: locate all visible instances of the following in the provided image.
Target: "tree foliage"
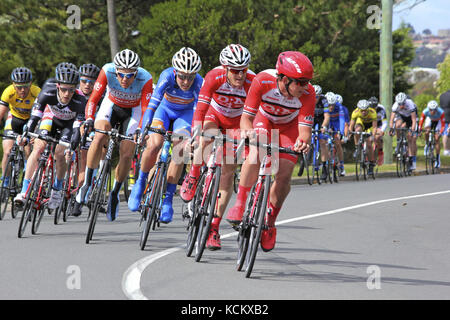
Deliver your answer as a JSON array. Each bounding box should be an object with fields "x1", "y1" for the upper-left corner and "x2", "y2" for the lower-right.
[
  {"x1": 1, "y1": 0, "x2": 415, "y2": 114},
  {"x1": 437, "y1": 54, "x2": 450, "y2": 97}
]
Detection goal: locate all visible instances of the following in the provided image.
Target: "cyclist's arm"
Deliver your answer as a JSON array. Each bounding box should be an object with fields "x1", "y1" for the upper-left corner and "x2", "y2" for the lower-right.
[
  {"x1": 389, "y1": 108, "x2": 396, "y2": 128},
  {"x1": 411, "y1": 112, "x2": 417, "y2": 132},
  {"x1": 418, "y1": 112, "x2": 426, "y2": 131},
  {"x1": 439, "y1": 113, "x2": 446, "y2": 135},
  {"x1": 138, "y1": 78, "x2": 153, "y2": 129},
  {"x1": 296, "y1": 93, "x2": 315, "y2": 150},
  {"x1": 241, "y1": 76, "x2": 264, "y2": 132},
  {"x1": 191, "y1": 71, "x2": 219, "y2": 129},
  {"x1": 85, "y1": 69, "x2": 107, "y2": 121},
  {"x1": 349, "y1": 119, "x2": 355, "y2": 133},
  {"x1": 321, "y1": 112, "x2": 330, "y2": 129},
  {"x1": 0, "y1": 103, "x2": 9, "y2": 121}
]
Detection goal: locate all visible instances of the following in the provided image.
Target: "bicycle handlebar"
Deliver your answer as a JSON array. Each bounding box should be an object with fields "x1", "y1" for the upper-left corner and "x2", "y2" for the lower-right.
[
  {"x1": 27, "y1": 132, "x2": 71, "y2": 148},
  {"x1": 94, "y1": 128, "x2": 134, "y2": 141}
]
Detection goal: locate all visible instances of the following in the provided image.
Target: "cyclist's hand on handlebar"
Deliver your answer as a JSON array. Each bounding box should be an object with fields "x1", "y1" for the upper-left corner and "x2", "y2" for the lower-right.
[
  {"x1": 389, "y1": 128, "x2": 395, "y2": 136},
  {"x1": 84, "y1": 118, "x2": 94, "y2": 133},
  {"x1": 294, "y1": 137, "x2": 310, "y2": 154},
  {"x1": 341, "y1": 135, "x2": 348, "y2": 143},
  {"x1": 240, "y1": 128, "x2": 256, "y2": 142}
]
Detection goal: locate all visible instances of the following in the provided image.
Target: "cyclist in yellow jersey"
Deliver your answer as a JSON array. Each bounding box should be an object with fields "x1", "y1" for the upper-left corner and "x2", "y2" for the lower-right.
[
  {"x1": 349, "y1": 99, "x2": 377, "y2": 175},
  {"x1": 0, "y1": 67, "x2": 40, "y2": 186}
]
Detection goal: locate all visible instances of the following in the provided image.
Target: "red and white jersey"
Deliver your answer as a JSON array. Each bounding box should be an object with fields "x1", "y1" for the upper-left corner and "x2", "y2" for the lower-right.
[
  {"x1": 192, "y1": 66, "x2": 255, "y2": 123},
  {"x1": 243, "y1": 69, "x2": 315, "y2": 126}
]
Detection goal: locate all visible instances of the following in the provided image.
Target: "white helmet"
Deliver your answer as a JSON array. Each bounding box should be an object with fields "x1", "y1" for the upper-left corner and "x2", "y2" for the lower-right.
[
  {"x1": 172, "y1": 47, "x2": 202, "y2": 74},
  {"x1": 114, "y1": 49, "x2": 140, "y2": 70},
  {"x1": 335, "y1": 94, "x2": 343, "y2": 104},
  {"x1": 357, "y1": 99, "x2": 370, "y2": 110},
  {"x1": 219, "y1": 44, "x2": 251, "y2": 68},
  {"x1": 427, "y1": 100, "x2": 438, "y2": 110},
  {"x1": 395, "y1": 92, "x2": 407, "y2": 104},
  {"x1": 325, "y1": 92, "x2": 337, "y2": 105},
  {"x1": 313, "y1": 84, "x2": 322, "y2": 95}
]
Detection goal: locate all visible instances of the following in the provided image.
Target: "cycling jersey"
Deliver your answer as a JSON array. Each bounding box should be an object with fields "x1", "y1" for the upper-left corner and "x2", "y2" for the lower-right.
[
  {"x1": 351, "y1": 108, "x2": 377, "y2": 123},
  {"x1": 85, "y1": 63, "x2": 153, "y2": 121},
  {"x1": 0, "y1": 84, "x2": 41, "y2": 120},
  {"x1": 28, "y1": 85, "x2": 86, "y2": 133},
  {"x1": 314, "y1": 95, "x2": 329, "y2": 127},
  {"x1": 375, "y1": 104, "x2": 387, "y2": 130},
  {"x1": 328, "y1": 102, "x2": 346, "y2": 133},
  {"x1": 141, "y1": 67, "x2": 203, "y2": 131},
  {"x1": 418, "y1": 107, "x2": 445, "y2": 132},
  {"x1": 392, "y1": 98, "x2": 416, "y2": 117},
  {"x1": 192, "y1": 66, "x2": 255, "y2": 126}
]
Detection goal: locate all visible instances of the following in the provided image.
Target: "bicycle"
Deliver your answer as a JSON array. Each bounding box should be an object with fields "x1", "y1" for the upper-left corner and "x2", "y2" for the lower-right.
[
  {"x1": 424, "y1": 128, "x2": 438, "y2": 175},
  {"x1": 0, "y1": 132, "x2": 25, "y2": 220},
  {"x1": 17, "y1": 132, "x2": 69, "y2": 238},
  {"x1": 185, "y1": 131, "x2": 244, "y2": 261},
  {"x1": 392, "y1": 127, "x2": 411, "y2": 178},
  {"x1": 236, "y1": 140, "x2": 301, "y2": 278},
  {"x1": 351, "y1": 131, "x2": 373, "y2": 181},
  {"x1": 139, "y1": 126, "x2": 184, "y2": 251},
  {"x1": 85, "y1": 127, "x2": 134, "y2": 244},
  {"x1": 123, "y1": 133, "x2": 143, "y2": 202},
  {"x1": 303, "y1": 129, "x2": 321, "y2": 185},
  {"x1": 325, "y1": 129, "x2": 340, "y2": 183}
]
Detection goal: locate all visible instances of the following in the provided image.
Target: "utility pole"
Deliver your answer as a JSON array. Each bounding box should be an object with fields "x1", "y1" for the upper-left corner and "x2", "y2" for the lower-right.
[
  {"x1": 107, "y1": 0, "x2": 120, "y2": 60},
  {"x1": 380, "y1": 0, "x2": 393, "y2": 164}
]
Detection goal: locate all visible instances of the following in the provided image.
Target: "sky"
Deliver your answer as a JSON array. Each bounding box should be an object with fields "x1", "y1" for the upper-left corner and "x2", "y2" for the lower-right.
[{"x1": 392, "y1": 0, "x2": 450, "y2": 35}]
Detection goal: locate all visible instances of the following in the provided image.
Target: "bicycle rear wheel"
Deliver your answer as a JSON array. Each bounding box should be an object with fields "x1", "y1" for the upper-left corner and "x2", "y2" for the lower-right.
[
  {"x1": 18, "y1": 167, "x2": 41, "y2": 238},
  {"x1": 0, "y1": 160, "x2": 13, "y2": 220},
  {"x1": 186, "y1": 172, "x2": 206, "y2": 257},
  {"x1": 195, "y1": 166, "x2": 221, "y2": 262},
  {"x1": 244, "y1": 176, "x2": 270, "y2": 278},
  {"x1": 303, "y1": 152, "x2": 312, "y2": 185},
  {"x1": 32, "y1": 163, "x2": 53, "y2": 234}
]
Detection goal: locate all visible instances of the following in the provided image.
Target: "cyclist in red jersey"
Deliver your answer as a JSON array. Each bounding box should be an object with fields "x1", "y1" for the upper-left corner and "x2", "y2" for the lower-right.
[
  {"x1": 180, "y1": 44, "x2": 255, "y2": 250},
  {"x1": 227, "y1": 51, "x2": 315, "y2": 252}
]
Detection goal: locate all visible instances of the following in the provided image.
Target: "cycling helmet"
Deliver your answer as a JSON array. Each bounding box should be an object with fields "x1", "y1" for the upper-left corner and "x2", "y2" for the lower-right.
[
  {"x1": 368, "y1": 96, "x2": 378, "y2": 107},
  {"x1": 219, "y1": 44, "x2": 251, "y2": 68},
  {"x1": 427, "y1": 100, "x2": 438, "y2": 110},
  {"x1": 395, "y1": 92, "x2": 407, "y2": 104},
  {"x1": 172, "y1": 47, "x2": 202, "y2": 74},
  {"x1": 113, "y1": 49, "x2": 140, "y2": 70},
  {"x1": 357, "y1": 99, "x2": 370, "y2": 110},
  {"x1": 79, "y1": 63, "x2": 101, "y2": 79},
  {"x1": 56, "y1": 67, "x2": 80, "y2": 85},
  {"x1": 325, "y1": 92, "x2": 337, "y2": 105},
  {"x1": 336, "y1": 94, "x2": 343, "y2": 104},
  {"x1": 11, "y1": 67, "x2": 32, "y2": 83},
  {"x1": 276, "y1": 51, "x2": 313, "y2": 79},
  {"x1": 313, "y1": 84, "x2": 322, "y2": 95},
  {"x1": 56, "y1": 62, "x2": 77, "y2": 74}
]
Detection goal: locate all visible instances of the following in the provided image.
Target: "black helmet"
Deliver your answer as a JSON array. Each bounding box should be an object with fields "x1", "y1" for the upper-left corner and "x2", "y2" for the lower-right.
[
  {"x1": 55, "y1": 62, "x2": 77, "y2": 74},
  {"x1": 79, "y1": 63, "x2": 100, "y2": 79},
  {"x1": 56, "y1": 67, "x2": 80, "y2": 85},
  {"x1": 368, "y1": 96, "x2": 378, "y2": 107},
  {"x1": 11, "y1": 67, "x2": 33, "y2": 83}
]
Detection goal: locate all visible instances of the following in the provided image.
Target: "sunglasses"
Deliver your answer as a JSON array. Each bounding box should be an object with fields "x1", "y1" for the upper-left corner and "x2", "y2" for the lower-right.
[
  {"x1": 228, "y1": 67, "x2": 248, "y2": 75},
  {"x1": 289, "y1": 77, "x2": 310, "y2": 86},
  {"x1": 57, "y1": 85, "x2": 76, "y2": 93},
  {"x1": 80, "y1": 78, "x2": 95, "y2": 84},
  {"x1": 116, "y1": 71, "x2": 137, "y2": 79},
  {"x1": 177, "y1": 73, "x2": 196, "y2": 81},
  {"x1": 13, "y1": 83, "x2": 31, "y2": 89}
]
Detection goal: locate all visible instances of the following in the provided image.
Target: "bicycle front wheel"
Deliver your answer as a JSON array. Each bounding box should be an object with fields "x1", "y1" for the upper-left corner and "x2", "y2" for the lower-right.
[
  {"x1": 186, "y1": 172, "x2": 206, "y2": 257},
  {"x1": 18, "y1": 167, "x2": 41, "y2": 238},
  {"x1": 0, "y1": 160, "x2": 13, "y2": 220},
  {"x1": 244, "y1": 176, "x2": 270, "y2": 278},
  {"x1": 237, "y1": 184, "x2": 256, "y2": 271},
  {"x1": 195, "y1": 166, "x2": 221, "y2": 262}
]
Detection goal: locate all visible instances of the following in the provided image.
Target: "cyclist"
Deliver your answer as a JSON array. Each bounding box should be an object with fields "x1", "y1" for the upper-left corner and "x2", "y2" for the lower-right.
[
  {"x1": 14, "y1": 68, "x2": 86, "y2": 210},
  {"x1": 180, "y1": 44, "x2": 255, "y2": 250},
  {"x1": 41, "y1": 62, "x2": 78, "y2": 91},
  {"x1": 227, "y1": 51, "x2": 315, "y2": 252},
  {"x1": 389, "y1": 92, "x2": 418, "y2": 170},
  {"x1": 127, "y1": 47, "x2": 203, "y2": 223},
  {"x1": 0, "y1": 67, "x2": 40, "y2": 188},
  {"x1": 349, "y1": 99, "x2": 377, "y2": 175},
  {"x1": 418, "y1": 100, "x2": 445, "y2": 168},
  {"x1": 323, "y1": 92, "x2": 347, "y2": 176},
  {"x1": 440, "y1": 89, "x2": 450, "y2": 156},
  {"x1": 368, "y1": 96, "x2": 387, "y2": 165},
  {"x1": 75, "y1": 49, "x2": 153, "y2": 221}
]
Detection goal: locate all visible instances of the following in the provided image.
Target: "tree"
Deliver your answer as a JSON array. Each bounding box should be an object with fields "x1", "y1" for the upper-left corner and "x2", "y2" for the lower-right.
[{"x1": 437, "y1": 54, "x2": 450, "y2": 97}]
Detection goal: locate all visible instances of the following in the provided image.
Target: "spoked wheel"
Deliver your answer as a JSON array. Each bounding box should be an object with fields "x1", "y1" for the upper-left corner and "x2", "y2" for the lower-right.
[
  {"x1": 86, "y1": 162, "x2": 110, "y2": 244},
  {"x1": 18, "y1": 169, "x2": 41, "y2": 238},
  {"x1": 31, "y1": 207, "x2": 45, "y2": 235},
  {"x1": 140, "y1": 168, "x2": 163, "y2": 251},
  {"x1": 425, "y1": 146, "x2": 435, "y2": 175},
  {"x1": 244, "y1": 177, "x2": 270, "y2": 278},
  {"x1": 186, "y1": 173, "x2": 206, "y2": 257},
  {"x1": 237, "y1": 184, "x2": 256, "y2": 271},
  {"x1": 355, "y1": 150, "x2": 361, "y2": 181},
  {"x1": 304, "y1": 153, "x2": 312, "y2": 186},
  {"x1": 195, "y1": 167, "x2": 221, "y2": 262}
]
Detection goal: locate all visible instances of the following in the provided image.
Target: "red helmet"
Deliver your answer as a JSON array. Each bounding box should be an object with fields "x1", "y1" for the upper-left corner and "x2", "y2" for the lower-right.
[{"x1": 276, "y1": 51, "x2": 313, "y2": 79}]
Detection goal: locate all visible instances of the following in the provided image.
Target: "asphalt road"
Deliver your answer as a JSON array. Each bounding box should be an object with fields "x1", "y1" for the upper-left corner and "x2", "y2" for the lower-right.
[{"x1": 0, "y1": 172, "x2": 449, "y2": 303}]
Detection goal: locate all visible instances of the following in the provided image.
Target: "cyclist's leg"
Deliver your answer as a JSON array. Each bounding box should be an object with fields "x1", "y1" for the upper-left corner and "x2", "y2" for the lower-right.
[{"x1": 1, "y1": 139, "x2": 14, "y2": 185}]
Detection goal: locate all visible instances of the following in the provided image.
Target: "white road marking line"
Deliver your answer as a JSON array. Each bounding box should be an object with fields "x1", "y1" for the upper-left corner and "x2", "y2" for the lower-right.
[{"x1": 122, "y1": 189, "x2": 450, "y2": 300}]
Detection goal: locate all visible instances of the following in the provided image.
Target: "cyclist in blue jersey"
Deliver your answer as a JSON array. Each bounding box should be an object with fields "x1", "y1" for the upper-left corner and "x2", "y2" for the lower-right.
[
  {"x1": 128, "y1": 47, "x2": 203, "y2": 223},
  {"x1": 322, "y1": 92, "x2": 347, "y2": 176}
]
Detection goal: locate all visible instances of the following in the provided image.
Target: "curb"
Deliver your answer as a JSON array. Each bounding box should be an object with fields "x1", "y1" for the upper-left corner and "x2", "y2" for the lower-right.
[{"x1": 290, "y1": 166, "x2": 450, "y2": 186}]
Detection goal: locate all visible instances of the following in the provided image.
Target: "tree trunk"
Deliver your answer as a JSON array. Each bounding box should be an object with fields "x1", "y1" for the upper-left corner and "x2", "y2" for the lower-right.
[{"x1": 107, "y1": 0, "x2": 120, "y2": 60}]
